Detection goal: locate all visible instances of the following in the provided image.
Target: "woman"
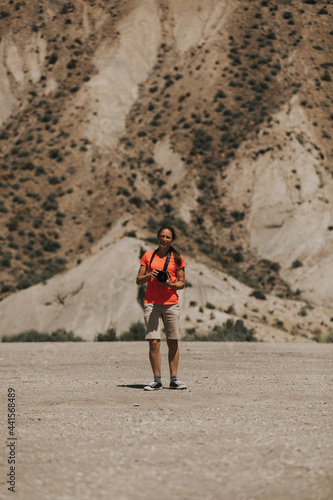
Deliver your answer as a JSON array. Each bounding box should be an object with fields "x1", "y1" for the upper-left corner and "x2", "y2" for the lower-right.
[{"x1": 136, "y1": 225, "x2": 187, "y2": 391}]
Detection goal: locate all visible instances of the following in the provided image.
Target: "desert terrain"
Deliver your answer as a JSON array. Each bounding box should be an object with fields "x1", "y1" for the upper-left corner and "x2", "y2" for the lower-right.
[
  {"x1": 1, "y1": 342, "x2": 332, "y2": 500},
  {"x1": 1, "y1": 2, "x2": 333, "y2": 498},
  {"x1": 0, "y1": 0, "x2": 333, "y2": 341}
]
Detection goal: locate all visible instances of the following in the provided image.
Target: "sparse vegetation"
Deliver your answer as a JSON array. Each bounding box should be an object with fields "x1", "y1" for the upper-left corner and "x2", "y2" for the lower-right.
[
  {"x1": 95, "y1": 328, "x2": 117, "y2": 341},
  {"x1": 0, "y1": 0, "x2": 331, "y2": 341},
  {"x1": 183, "y1": 319, "x2": 257, "y2": 342},
  {"x1": 119, "y1": 322, "x2": 146, "y2": 341},
  {"x1": 250, "y1": 290, "x2": 266, "y2": 300},
  {"x1": 2, "y1": 329, "x2": 84, "y2": 342},
  {"x1": 314, "y1": 329, "x2": 333, "y2": 343}
]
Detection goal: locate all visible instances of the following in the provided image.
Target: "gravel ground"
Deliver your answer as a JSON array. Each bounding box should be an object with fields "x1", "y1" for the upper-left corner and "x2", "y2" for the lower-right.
[{"x1": 0, "y1": 342, "x2": 332, "y2": 500}]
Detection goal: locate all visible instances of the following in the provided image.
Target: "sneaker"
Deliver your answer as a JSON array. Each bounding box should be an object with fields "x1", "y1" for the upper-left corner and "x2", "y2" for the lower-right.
[
  {"x1": 144, "y1": 381, "x2": 163, "y2": 391},
  {"x1": 169, "y1": 380, "x2": 187, "y2": 390}
]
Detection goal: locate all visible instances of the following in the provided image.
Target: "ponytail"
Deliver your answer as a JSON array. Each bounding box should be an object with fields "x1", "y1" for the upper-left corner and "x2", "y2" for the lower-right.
[{"x1": 170, "y1": 245, "x2": 182, "y2": 268}]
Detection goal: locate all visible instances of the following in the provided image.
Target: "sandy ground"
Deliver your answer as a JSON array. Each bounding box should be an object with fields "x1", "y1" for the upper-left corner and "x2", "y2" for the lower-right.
[{"x1": 0, "y1": 342, "x2": 332, "y2": 500}]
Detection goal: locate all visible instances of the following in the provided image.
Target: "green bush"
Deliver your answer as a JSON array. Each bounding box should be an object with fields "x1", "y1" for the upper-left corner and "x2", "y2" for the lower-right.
[
  {"x1": 2, "y1": 329, "x2": 84, "y2": 342},
  {"x1": 129, "y1": 196, "x2": 142, "y2": 208},
  {"x1": 42, "y1": 240, "x2": 61, "y2": 252},
  {"x1": 66, "y1": 59, "x2": 77, "y2": 69},
  {"x1": 184, "y1": 328, "x2": 196, "y2": 337},
  {"x1": 60, "y1": 2, "x2": 75, "y2": 14},
  {"x1": 214, "y1": 90, "x2": 226, "y2": 100},
  {"x1": 48, "y1": 53, "x2": 58, "y2": 65},
  {"x1": 292, "y1": 260, "x2": 303, "y2": 268},
  {"x1": 321, "y1": 71, "x2": 331, "y2": 82},
  {"x1": 125, "y1": 230, "x2": 137, "y2": 238},
  {"x1": 260, "y1": 259, "x2": 281, "y2": 273},
  {"x1": 119, "y1": 322, "x2": 146, "y2": 341},
  {"x1": 192, "y1": 128, "x2": 213, "y2": 153},
  {"x1": 1, "y1": 284, "x2": 16, "y2": 293},
  {"x1": 0, "y1": 202, "x2": 8, "y2": 213},
  {"x1": 184, "y1": 319, "x2": 257, "y2": 342},
  {"x1": 6, "y1": 219, "x2": 20, "y2": 231},
  {"x1": 117, "y1": 187, "x2": 130, "y2": 197},
  {"x1": 48, "y1": 149, "x2": 60, "y2": 159},
  {"x1": 42, "y1": 193, "x2": 58, "y2": 211},
  {"x1": 95, "y1": 328, "x2": 117, "y2": 341},
  {"x1": 0, "y1": 257, "x2": 11, "y2": 268},
  {"x1": 48, "y1": 176, "x2": 61, "y2": 185},
  {"x1": 250, "y1": 290, "x2": 266, "y2": 300},
  {"x1": 314, "y1": 329, "x2": 333, "y2": 343},
  {"x1": 35, "y1": 166, "x2": 45, "y2": 176},
  {"x1": 230, "y1": 210, "x2": 244, "y2": 221},
  {"x1": 298, "y1": 307, "x2": 308, "y2": 317}
]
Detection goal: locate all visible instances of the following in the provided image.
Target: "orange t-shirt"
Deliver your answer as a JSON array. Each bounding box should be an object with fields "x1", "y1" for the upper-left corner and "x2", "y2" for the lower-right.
[{"x1": 140, "y1": 249, "x2": 186, "y2": 304}]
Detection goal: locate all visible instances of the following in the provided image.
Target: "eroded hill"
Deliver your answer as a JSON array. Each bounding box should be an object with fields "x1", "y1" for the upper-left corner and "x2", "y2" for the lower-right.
[{"x1": 0, "y1": 0, "x2": 332, "y2": 339}]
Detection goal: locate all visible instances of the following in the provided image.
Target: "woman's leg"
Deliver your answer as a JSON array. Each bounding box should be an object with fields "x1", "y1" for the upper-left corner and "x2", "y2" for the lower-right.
[
  {"x1": 167, "y1": 339, "x2": 179, "y2": 377},
  {"x1": 167, "y1": 339, "x2": 186, "y2": 389},
  {"x1": 149, "y1": 339, "x2": 161, "y2": 376}
]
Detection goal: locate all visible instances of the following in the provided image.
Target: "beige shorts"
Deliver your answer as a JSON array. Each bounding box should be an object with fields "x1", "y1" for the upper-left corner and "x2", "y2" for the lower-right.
[{"x1": 144, "y1": 303, "x2": 180, "y2": 340}]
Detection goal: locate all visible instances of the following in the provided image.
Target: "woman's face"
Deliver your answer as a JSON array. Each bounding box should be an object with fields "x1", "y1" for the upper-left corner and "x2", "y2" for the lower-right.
[{"x1": 158, "y1": 229, "x2": 173, "y2": 250}]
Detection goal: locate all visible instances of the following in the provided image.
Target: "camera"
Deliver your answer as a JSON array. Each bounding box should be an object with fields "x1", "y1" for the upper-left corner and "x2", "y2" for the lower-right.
[{"x1": 155, "y1": 270, "x2": 170, "y2": 283}]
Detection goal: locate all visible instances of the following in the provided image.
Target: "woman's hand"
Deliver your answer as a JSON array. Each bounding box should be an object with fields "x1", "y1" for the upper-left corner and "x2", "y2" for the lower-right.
[
  {"x1": 160, "y1": 279, "x2": 174, "y2": 289},
  {"x1": 160, "y1": 269, "x2": 185, "y2": 290},
  {"x1": 136, "y1": 265, "x2": 159, "y2": 286},
  {"x1": 150, "y1": 269, "x2": 160, "y2": 279}
]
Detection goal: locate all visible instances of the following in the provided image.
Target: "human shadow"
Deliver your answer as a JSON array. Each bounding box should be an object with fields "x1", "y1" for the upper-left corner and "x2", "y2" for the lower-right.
[
  {"x1": 117, "y1": 384, "x2": 146, "y2": 389},
  {"x1": 117, "y1": 384, "x2": 185, "y2": 390}
]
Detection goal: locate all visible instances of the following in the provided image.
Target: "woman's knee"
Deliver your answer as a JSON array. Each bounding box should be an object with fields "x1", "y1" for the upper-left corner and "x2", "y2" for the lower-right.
[{"x1": 149, "y1": 339, "x2": 161, "y2": 352}]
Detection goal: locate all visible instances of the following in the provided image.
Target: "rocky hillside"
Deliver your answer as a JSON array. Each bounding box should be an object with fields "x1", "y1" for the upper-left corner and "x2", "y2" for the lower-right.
[{"x1": 0, "y1": 0, "x2": 332, "y2": 340}]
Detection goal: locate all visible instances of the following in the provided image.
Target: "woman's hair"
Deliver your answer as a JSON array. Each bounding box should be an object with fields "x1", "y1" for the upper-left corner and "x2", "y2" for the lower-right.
[{"x1": 157, "y1": 225, "x2": 182, "y2": 268}]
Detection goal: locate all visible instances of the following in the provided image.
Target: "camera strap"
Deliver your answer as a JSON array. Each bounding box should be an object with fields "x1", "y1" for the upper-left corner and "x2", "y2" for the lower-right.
[{"x1": 149, "y1": 249, "x2": 172, "y2": 273}]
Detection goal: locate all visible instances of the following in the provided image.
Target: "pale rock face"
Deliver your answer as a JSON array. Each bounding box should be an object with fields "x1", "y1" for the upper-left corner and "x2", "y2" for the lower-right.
[
  {"x1": 0, "y1": 33, "x2": 47, "y2": 125},
  {"x1": 81, "y1": 0, "x2": 161, "y2": 150},
  {"x1": 0, "y1": 37, "x2": 22, "y2": 125},
  {"x1": 154, "y1": 138, "x2": 200, "y2": 224},
  {"x1": 0, "y1": 67, "x2": 17, "y2": 126},
  {"x1": 225, "y1": 98, "x2": 333, "y2": 307},
  {"x1": 154, "y1": 137, "x2": 186, "y2": 189},
  {"x1": 171, "y1": 0, "x2": 232, "y2": 54},
  {"x1": 23, "y1": 34, "x2": 47, "y2": 84},
  {"x1": 0, "y1": 237, "x2": 332, "y2": 340},
  {"x1": 0, "y1": 238, "x2": 143, "y2": 339},
  {"x1": 5, "y1": 40, "x2": 25, "y2": 84}
]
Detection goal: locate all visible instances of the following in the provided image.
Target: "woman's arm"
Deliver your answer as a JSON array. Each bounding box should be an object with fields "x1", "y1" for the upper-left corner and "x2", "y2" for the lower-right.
[
  {"x1": 161, "y1": 268, "x2": 185, "y2": 290},
  {"x1": 136, "y1": 265, "x2": 159, "y2": 286}
]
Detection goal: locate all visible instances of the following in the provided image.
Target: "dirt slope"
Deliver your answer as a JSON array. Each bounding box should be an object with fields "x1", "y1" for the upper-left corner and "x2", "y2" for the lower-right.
[
  {"x1": 1, "y1": 236, "x2": 333, "y2": 341},
  {"x1": 0, "y1": 0, "x2": 332, "y2": 339}
]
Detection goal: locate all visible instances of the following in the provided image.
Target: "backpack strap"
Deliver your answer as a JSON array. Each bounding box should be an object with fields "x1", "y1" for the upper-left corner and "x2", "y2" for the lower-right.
[{"x1": 149, "y1": 249, "x2": 172, "y2": 273}]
